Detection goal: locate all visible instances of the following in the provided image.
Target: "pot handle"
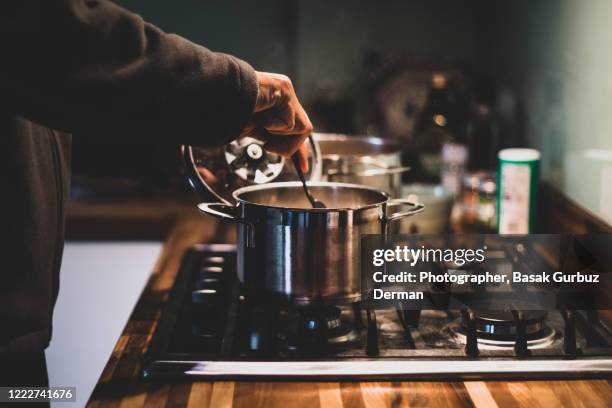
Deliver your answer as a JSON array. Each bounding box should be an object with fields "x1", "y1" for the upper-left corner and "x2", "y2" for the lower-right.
[
  {"x1": 384, "y1": 198, "x2": 425, "y2": 235},
  {"x1": 197, "y1": 203, "x2": 256, "y2": 248}
]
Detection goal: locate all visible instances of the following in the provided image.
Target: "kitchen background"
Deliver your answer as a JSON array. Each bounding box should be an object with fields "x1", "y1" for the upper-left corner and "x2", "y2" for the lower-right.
[
  {"x1": 71, "y1": 0, "x2": 612, "y2": 226},
  {"x1": 47, "y1": 1, "x2": 612, "y2": 404}
]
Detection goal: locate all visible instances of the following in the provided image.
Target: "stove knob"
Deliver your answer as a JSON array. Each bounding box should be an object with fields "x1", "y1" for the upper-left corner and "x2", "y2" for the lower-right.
[
  {"x1": 366, "y1": 309, "x2": 379, "y2": 357},
  {"x1": 461, "y1": 309, "x2": 480, "y2": 357},
  {"x1": 191, "y1": 322, "x2": 217, "y2": 338},
  {"x1": 512, "y1": 310, "x2": 530, "y2": 357},
  {"x1": 562, "y1": 309, "x2": 578, "y2": 355},
  {"x1": 201, "y1": 256, "x2": 225, "y2": 266},
  {"x1": 196, "y1": 277, "x2": 221, "y2": 290},
  {"x1": 191, "y1": 289, "x2": 218, "y2": 306},
  {"x1": 199, "y1": 265, "x2": 223, "y2": 275}
]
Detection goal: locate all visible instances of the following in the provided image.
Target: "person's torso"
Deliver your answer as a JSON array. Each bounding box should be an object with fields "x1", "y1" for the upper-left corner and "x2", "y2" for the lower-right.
[{"x1": 0, "y1": 113, "x2": 71, "y2": 353}]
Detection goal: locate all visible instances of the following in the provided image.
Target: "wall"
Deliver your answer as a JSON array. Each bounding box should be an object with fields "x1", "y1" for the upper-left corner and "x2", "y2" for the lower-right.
[
  {"x1": 116, "y1": 0, "x2": 292, "y2": 74},
  {"x1": 115, "y1": 0, "x2": 478, "y2": 110},
  {"x1": 114, "y1": 0, "x2": 612, "y2": 225},
  {"x1": 294, "y1": 0, "x2": 477, "y2": 99},
  {"x1": 486, "y1": 0, "x2": 612, "y2": 225}
]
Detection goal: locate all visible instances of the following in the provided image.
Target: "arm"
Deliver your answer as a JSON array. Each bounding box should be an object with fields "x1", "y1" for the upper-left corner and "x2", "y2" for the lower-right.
[{"x1": 0, "y1": 0, "x2": 258, "y2": 146}]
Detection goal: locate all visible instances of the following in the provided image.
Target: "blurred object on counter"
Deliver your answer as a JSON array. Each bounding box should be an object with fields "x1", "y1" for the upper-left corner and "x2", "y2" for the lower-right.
[
  {"x1": 458, "y1": 171, "x2": 497, "y2": 233},
  {"x1": 367, "y1": 58, "x2": 433, "y2": 141},
  {"x1": 565, "y1": 149, "x2": 612, "y2": 225},
  {"x1": 497, "y1": 148, "x2": 540, "y2": 234},
  {"x1": 365, "y1": 56, "x2": 472, "y2": 189},
  {"x1": 314, "y1": 133, "x2": 409, "y2": 197},
  {"x1": 366, "y1": 55, "x2": 468, "y2": 141},
  {"x1": 413, "y1": 72, "x2": 465, "y2": 183},
  {"x1": 467, "y1": 78, "x2": 499, "y2": 172},
  {"x1": 397, "y1": 184, "x2": 453, "y2": 233},
  {"x1": 441, "y1": 142, "x2": 468, "y2": 196},
  {"x1": 495, "y1": 83, "x2": 527, "y2": 150}
]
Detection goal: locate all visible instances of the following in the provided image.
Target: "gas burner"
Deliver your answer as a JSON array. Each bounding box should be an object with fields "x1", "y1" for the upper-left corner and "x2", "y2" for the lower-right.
[
  {"x1": 145, "y1": 245, "x2": 612, "y2": 380},
  {"x1": 470, "y1": 310, "x2": 548, "y2": 337},
  {"x1": 452, "y1": 310, "x2": 556, "y2": 349},
  {"x1": 278, "y1": 305, "x2": 359, "y2": 353}
]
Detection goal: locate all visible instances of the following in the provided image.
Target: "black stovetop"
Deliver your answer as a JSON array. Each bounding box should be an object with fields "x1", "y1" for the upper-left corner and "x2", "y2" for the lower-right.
[{"x1": 143, "y1": 244, "x2": 612, "y2": 380}]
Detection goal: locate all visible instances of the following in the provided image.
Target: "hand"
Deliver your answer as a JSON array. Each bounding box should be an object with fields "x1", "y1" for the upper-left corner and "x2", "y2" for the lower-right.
[{"x1": 241, "y1": 72, "x2": 313, "y2": 172}]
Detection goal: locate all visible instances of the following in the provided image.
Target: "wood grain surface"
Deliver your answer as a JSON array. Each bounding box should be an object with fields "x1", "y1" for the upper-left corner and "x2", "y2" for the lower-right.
[{"x1": 75, "y1": 199, "x2": 612, "y2": 407}]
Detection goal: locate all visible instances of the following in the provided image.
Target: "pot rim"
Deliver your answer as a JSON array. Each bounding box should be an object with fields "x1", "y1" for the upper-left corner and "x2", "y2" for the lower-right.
[
  {"x1": 313, "y1": 132, "x2": 403, "y2": 149},
  {"x1": 313, "y1": 133, "x2": 403, "y2": 158},
  {"x1": 231, "y1": 181, "x2": 391, "y2": 213}
]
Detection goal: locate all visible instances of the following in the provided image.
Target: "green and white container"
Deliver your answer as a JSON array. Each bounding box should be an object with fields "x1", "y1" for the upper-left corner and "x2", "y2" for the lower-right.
[{"x1": 497, "y1": 148, "x2": 540, "y2": 234}]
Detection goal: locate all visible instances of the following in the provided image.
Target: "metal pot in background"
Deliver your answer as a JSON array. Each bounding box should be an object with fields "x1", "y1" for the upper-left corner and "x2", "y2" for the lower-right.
[
  {"x1": 313, "y1": 133, "x2": 410, "y2": 197},
  {"x1": 396, "y1": 184, "x2": 453, "y2": 234},
  {"x1": 198, "y1": 181, "x2": 424, "y2": 305}
]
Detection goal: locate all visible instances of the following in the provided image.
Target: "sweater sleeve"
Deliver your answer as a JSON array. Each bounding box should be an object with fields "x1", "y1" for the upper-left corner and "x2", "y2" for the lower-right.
[{"x1": 0, "y1": 0, "x2": 258, "y2": 146}]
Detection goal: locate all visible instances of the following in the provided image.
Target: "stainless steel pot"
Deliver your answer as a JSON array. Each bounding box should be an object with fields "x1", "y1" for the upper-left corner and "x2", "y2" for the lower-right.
[
  {"x1": 313, "y1": 133, "x2": 410, "y2": 197},
  {"x1": 198, "y1": 181, "x2": 424, "y2": 305}
]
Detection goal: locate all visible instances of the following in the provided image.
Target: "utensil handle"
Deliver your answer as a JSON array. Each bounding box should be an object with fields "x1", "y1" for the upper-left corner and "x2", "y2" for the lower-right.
[
  {"x1": 197, "y1": 203, "x2": 256, "y2": 247},
  {"x1": 384, "y1": 199, "x2": 425, "y2": 235},
  {"x1": 292, "y1": 154, "x2": 308, "y2": 184}
]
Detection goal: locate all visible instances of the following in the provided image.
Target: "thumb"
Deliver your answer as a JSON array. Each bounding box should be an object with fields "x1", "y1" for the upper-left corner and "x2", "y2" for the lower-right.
[{"x1": 296, "y1": 142, "x2": 309, "y2": 173}]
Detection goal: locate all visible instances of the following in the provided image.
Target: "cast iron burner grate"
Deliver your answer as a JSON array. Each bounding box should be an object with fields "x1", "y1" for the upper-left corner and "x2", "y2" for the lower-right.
[
  {"x1": 451, "y1": 310, "x2": 557, "y2": 351},
  {"x1": 143, "y1": 244, "x2": 612, "y2": 380},
  {"x1": 274, "y1": 304, "x2": 360, "y2": 354}
]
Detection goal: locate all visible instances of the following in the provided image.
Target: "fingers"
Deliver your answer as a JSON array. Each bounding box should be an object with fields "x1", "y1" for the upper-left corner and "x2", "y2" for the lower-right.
[
  {"x1": 292, "y1": 105, "x2": 312, "y2": 173},
  {"x1": 260, "y1": 91, "x2": 311, "y2": 136},
  {"x1": 294, "y1": 103, "x2": 313, "y2": 136},
  {"x1": 255, "y1": 98, "x2": 313, "y2": 156},
  {"x1": 248, "y1": 71, "x2": 314, "y2": 173},
  {"x1": 254, "y1": 71, "x2": 311, "y2": 135},
  {"x1": 259, "y1": 132, "x2": 309, "y2": 172},
  {"x1": 297, "y1": 140, "x2": 309, "y2": 172},
  {"x1": 261, "y1": 103, "x2": 296, "y2": 133},
  {"x1": 254, "y1": 87, "x2": 283, "y2": 113},
  {"x1": 258, "y1": 131, "x2": 308, "y2": 157}
]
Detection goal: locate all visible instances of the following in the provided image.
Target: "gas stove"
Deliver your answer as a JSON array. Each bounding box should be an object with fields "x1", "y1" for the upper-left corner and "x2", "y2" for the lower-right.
[{"x1": 143, "y1": 244, "x2": 612, "y2": 380}]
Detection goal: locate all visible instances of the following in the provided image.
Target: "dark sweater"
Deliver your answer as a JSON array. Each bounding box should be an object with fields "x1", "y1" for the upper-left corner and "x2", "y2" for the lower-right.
[{"x1": 0, "y1": 0, "x2": 258, "y2": 353}]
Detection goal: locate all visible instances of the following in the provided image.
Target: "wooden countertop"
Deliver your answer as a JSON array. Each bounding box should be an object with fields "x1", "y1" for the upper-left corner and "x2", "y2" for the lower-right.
[{"x1": 74, "y1": 198, "x2": 612, "y2": 407}]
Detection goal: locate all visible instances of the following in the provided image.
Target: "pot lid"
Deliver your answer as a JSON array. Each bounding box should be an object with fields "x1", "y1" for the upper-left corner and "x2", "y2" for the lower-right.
[{"x1": 182, "y1": 135, "x2": 322, "y2": 205}]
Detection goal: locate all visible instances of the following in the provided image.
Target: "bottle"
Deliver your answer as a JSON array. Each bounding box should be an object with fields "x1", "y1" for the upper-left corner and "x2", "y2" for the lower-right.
[
  {"x1": 414, "y1": 73, "x2": 457, "y2": 183},
  {"x1": 459, "y1": 171, "x2": 497, "y2": 233},
  {"x1": 467, "y1": 102, "x2": 498, "y2": 171},
  {"x1": 497, "y1": 148, "x2": 540, "y2": 234},
  {"x1": 477, "y1": 176, "x2": 497, "y2": 232},
  {"x1": 441, "y1": 142, "x2": 468, "y2": 196}
]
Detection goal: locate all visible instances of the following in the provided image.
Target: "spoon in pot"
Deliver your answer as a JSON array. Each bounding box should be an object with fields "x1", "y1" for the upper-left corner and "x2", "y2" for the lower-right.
[{"x1": 291, "y1": 153, "x2": 326, "y2": 208}]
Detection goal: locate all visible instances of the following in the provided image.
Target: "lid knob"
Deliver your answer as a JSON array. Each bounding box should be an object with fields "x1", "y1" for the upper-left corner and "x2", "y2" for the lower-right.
[{"x1": 246, "y1": 143, "x2": 263, "y2": 160}]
